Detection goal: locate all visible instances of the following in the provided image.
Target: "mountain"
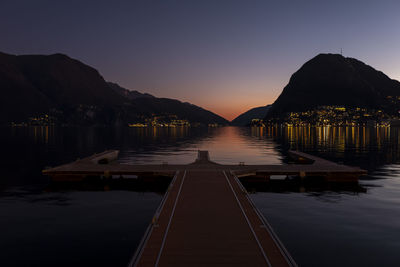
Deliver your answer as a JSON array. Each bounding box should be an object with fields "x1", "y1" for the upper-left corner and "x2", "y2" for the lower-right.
[
  {"x1": 231, "y1": 105, "x2": 271, "y2": 126},
  {"x1": 107, "y1": 82, "x2": 154, "y2": 100},
  {"x1": 266, "y1": 53, "x2": 400, "y2": 119},
  {"x1": 109, "y1": 83, "x2": 228, "y2": 125},
  {"x1": 0, "y1": 52, "x2": 228, "y2": 125},
  {"x1": 0, "y1": 52, "x2": 125, "y2": 124}
]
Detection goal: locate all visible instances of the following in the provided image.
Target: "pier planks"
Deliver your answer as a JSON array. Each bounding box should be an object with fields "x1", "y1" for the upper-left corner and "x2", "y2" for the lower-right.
[{"x1": 132, "y1": 170, "x2": 293, "y2": 267}]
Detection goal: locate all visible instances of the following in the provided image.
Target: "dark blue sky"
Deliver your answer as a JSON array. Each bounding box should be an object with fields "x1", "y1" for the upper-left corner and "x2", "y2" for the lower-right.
[{"x1": 1, "y1": 0, "x2": 399, "y2": 120}]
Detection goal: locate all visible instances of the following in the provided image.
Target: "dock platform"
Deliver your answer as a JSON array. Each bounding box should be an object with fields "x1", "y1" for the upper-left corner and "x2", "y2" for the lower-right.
[
  {"x1": 43, "y1": 150, "x2": 367, "y2": 266},
  {"x1": 43, "y1": 150, "x2": 366, "y2": 182}
]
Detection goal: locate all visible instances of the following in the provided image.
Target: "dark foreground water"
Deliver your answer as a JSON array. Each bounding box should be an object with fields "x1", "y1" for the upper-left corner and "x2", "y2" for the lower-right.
[{"x1": 1, "y1": 126, "x2": 400, "y2": 266}]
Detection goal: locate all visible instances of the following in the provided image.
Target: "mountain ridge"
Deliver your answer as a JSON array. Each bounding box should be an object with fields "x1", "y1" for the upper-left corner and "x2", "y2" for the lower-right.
[
  {"x1": 231, "y1": 105, "x2": 271, "y2": 126},
  {"x1": 107, "y1": 82, "x2": 155, "y2": 100},
  {"x1": 266, "y1": 53, "x2": 400, "y2": 120},
  {"x1": 0, "y1": 52, "x2": 228, "y2": 125}
]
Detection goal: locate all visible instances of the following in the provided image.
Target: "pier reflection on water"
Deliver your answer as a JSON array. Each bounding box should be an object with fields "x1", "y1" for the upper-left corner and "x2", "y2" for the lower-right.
[{"x1": 1, "y1": 126, "x2": 400, "y2": 266}]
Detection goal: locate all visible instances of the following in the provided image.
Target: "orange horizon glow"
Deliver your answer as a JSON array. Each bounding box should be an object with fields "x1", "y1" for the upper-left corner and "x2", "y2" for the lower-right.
[
  {"x1": 183, "y1": 91, "x2": 279, "y2": 121},
  {"x1": 147, "y1": 80, "x2": 285, "y2": 122},
  {"x1": 205, "y1": 102, "x2": 272, "y2": 122}
]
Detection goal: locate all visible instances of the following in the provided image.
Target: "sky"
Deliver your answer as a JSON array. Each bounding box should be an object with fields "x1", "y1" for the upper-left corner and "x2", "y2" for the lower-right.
[{"x1": 1, "y1": 0, "x2": 400, "y2": 121}]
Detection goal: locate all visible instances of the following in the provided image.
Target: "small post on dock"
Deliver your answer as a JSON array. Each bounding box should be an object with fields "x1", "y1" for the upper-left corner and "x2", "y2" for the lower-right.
[{"x1": 196, "y1": 150, "x2": 210, "y2": 163}]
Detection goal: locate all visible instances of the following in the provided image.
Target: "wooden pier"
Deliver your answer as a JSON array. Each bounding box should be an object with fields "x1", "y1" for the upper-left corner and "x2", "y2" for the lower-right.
[
  {"x1": 43, "y1": 150, "x2": 366, "y2": 266},
  {"x1": 43, "y1": 150, "x2": 366, "y2": 182}
]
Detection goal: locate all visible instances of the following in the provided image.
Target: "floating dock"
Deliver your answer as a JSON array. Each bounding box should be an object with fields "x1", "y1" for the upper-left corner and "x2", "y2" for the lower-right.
[
  {"x1": 43, "y1": 150, "x2": 366, "y2": 266},
  {"x1": 43, "y1": 150, "x2": 366, "y2": 182}
]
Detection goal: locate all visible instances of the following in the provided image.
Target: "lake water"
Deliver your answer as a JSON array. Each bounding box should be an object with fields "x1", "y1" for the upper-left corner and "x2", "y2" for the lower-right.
[{"x1": 1, "y1": 126, "x2": 399, "y2": 266}]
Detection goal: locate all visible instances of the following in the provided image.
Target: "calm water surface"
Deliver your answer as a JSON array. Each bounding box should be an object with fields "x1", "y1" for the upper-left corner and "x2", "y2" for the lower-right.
[{"x1": 1, "y1": 126, "x2": 399, "y2": 266}]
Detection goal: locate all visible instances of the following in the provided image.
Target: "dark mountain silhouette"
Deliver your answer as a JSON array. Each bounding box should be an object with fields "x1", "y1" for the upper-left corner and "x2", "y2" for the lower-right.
[
  {"x1": 0, "y1": 52, "x2": 228, "y2": 125},
  {"x1": 108, "y1": 83, "x2": 228, "y2": 125},
  {"x1": 266, "y1": 53, "x2": 400, "y2": 119},
  {"x1": 231, "y1": 105, "x2": 271, "y2": 126},
  {"x1": 107, "y1": 82, "x2": 154, "y2": 100},
  {"x1": 0, "y1": 52, "x2": 125, "y2": 124}
]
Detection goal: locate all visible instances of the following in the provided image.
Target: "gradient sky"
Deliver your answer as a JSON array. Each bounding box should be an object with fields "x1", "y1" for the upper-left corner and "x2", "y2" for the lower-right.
[{"x1": 1, "y1": 0, "x2": 399, "y2": 120}]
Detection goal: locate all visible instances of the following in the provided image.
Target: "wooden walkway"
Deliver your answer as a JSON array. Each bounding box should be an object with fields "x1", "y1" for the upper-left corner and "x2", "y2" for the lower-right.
[
  {"x1": 43, "y1": 150, "x2": 367, "y2": 266},
  {"x1": 129, "y1": 168, "x2": 296, "y2": 266}
]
